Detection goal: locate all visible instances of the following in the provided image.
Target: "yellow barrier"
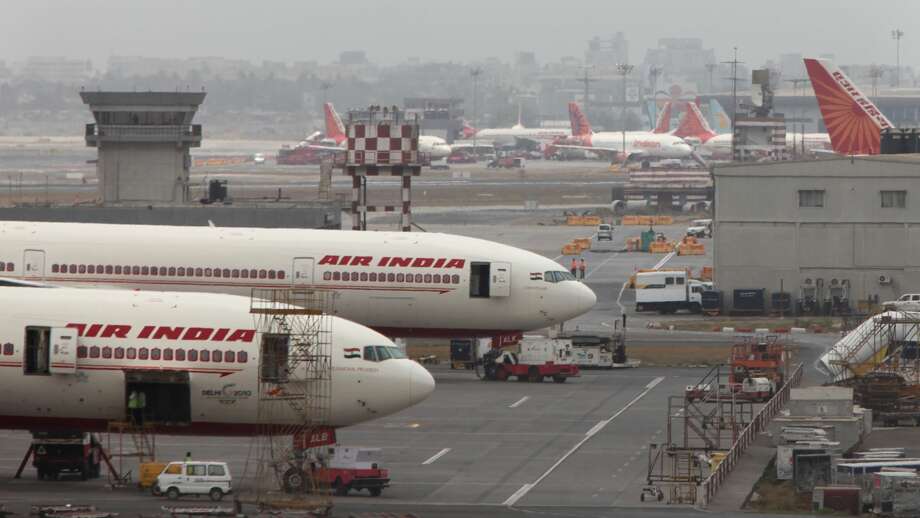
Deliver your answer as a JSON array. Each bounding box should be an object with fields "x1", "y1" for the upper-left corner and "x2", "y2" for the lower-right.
[
  {"x1": 566, "y1": 215, "x2": 602, "y2": 226},
  {"x1": 139, "y1": 462, "x2": 166, "y2": 488},
  {"x1": 620, "y1": 215, "x2": 675, "y2": 226},
  {"x1": 561, "y1": 244, "x2": 580, "y2": 255},
  {"x1": 677, "y1": 244, "x2": 705, "y2": 256},
  {"x1": 648, "y1": 241, "x2": 674, "y2": 253},
  {"x1": 573, "y1": 238, "x2": 592, "y2": 249},
  {"x1": 699, "y1": 266, "x2": 713, "y2": 281}
]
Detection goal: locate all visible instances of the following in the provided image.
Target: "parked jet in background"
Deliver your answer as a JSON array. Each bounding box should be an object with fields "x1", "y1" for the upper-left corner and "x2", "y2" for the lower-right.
[
  {"x1": 551, "y1": 102, "x2": 693, "y2": 164},
  {"x1": 804, "y1": 57, "x2": 894, "y2": 155},
  {"x1": 310, "y1": 103, "x2": 452, "y2": 159}
]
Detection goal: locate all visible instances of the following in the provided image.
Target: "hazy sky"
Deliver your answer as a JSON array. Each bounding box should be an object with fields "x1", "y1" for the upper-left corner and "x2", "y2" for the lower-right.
[{"x1": 2, "y1": 0, "x2": 918, "y2": 68}]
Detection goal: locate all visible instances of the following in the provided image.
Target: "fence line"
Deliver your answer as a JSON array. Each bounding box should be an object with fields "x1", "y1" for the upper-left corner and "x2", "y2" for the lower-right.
[{"x1": 696, "y1": 363, "x2": 804, "y2": 508}]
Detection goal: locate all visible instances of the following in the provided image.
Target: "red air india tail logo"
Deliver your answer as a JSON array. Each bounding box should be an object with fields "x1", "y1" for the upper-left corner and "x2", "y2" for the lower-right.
[
  {"x1": 568, "y1": 102, "x2": 592, "y2": 137},
  {"x1": 804, "y1": 58, "x2": 894, "y2": 155},
  {"x1": 653, "y1": 101, "x2": 672, "y2": 134},
  {"x1": 673, "y1": 102, "x2": 716, "y2": 143},
  {"x1": 324, "y1": 102, "x2": 347, "y2": 145}
]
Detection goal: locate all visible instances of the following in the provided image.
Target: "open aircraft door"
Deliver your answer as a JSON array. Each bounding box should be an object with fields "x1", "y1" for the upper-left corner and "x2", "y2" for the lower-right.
[
  {"x1": 23, "y1": 249, "x2": 45, "y2": 280},
  {"x1": 292, "y1": 257, "x2": 315, "y2": 287},
  {"x1": 491, "y1": 262, "x2": 511, "y2": 297},
  {"x1": 49, "y1": 327, "x2": 77, "y2": 374}
]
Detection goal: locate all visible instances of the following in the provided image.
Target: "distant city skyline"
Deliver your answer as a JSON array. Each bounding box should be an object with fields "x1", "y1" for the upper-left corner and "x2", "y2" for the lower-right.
[{"x1": 1, "y1": 0, "x2": 917, "y2": 69}]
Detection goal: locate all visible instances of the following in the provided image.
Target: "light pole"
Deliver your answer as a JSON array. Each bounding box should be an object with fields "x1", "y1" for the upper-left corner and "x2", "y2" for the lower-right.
[
  {"x1": 470, "y1": 68, "x2": 482, "y2": 153},
  {"x1": 648, "y1": 65, "x2": 662, "y2": 128},
  {"x1": 892, "y1": 29, "x2": 904, "y2": 88},
  {"x1": 616, "y1": 63, "x2": 634, "y2": 160}
]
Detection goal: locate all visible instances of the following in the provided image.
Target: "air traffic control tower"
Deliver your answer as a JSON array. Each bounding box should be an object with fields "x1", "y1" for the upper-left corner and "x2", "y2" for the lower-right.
[{"x1": 81, "y1": 91, "x2": 205, "y2": 204}]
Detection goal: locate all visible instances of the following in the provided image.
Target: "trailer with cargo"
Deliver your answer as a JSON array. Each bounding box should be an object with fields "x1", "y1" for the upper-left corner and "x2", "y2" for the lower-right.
[{"x1": 563, "y1": 332, "x2": 633, "y2": 369}]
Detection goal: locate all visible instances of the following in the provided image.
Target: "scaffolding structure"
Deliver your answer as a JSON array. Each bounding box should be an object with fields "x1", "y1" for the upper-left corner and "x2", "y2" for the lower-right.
[
  {"x1": 238, "y1": 288, "x2": 334, "y2": 514},
  {"x1": 104, "y1": 421, "x2": 156, "y2": 485},
  {"x1": 646, "y1": 365, "x2": 754, "y2": 504}
]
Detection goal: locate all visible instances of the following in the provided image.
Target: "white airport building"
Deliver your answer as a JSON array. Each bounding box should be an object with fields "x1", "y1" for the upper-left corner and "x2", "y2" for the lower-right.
[{"x1": 713, "y1": 155, "x2": 920, "y2": 313}]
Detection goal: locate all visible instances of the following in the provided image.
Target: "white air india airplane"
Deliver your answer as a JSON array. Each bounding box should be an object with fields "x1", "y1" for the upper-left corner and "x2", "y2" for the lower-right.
[
  {"x1": 311, "y1": 103, "x2": 452, "y2": 159},
  {"x1": 549, "y1": 102, "x2": 693, "y2": 163},
  {"x1": 0, "y1": 222, "x2": 597, "y2": 338},
  {"x1": 0, "y1": 286, "x2": 435, "y2": 435}
]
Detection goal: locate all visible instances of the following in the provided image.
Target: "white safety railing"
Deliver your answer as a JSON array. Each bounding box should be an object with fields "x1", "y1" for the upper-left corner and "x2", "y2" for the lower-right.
[{"x1": 696, "y1": 363, "x2": 804, "y2": 508}]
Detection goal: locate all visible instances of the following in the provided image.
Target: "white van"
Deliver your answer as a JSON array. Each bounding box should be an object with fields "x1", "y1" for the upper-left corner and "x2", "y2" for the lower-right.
[{"x1": 154, "y1": 461, "x2": 232, "y2": 501}]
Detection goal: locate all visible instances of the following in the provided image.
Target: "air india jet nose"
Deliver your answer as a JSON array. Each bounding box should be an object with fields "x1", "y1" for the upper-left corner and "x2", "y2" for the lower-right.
[
  {"x1": 409, "y1": 361, "x2": 436, "y2": 406},
  {"x1": 565, "y1": 281, "x2": 597, "y2": 321}
]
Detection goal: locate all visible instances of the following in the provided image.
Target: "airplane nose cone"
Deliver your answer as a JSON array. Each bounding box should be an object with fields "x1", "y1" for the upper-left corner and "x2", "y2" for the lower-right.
[
  {"x1": 576, "y1": 282, "x2": 597, "y2": 316},
  {"x1": 409, "y1": 362, "x2": 436, "y2": 406}
]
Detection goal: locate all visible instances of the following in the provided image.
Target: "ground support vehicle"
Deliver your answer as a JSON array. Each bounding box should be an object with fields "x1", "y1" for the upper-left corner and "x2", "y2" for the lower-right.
[
  {"x1": 634, "y1": 270, "x2": 705, "y2": 314},
  {"x1": 312, "y1": 447, "x2": 389, "y2": 497},
  {"x1": 31, "y1": 432, "x2": 102, "y2": 481},
  {"x1": 153, "y1": 461, "x2": 232, "y2": 502},
  {"x1": 481, "y1": 337, "x2": 579, "y2": 382}
]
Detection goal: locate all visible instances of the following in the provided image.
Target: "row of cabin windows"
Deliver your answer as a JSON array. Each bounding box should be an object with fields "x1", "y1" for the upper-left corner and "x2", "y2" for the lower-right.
[
  {"x1": 323, "y1": 271, "x2": 460, "y2": 284},
  {"x1": 50, "y1": 264, "x2": 285, "y2": 280},
  {"x1": 0, "y1": 263, "x2": 15, "y2": 272},
  {"x1": 74, "y1": 345, "x2": 248, "y2": 363}
]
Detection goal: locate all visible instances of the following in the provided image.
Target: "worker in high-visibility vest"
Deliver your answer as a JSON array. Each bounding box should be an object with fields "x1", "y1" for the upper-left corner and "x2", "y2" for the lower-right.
[
  {"x1": 128, "y1": 390, "x2": 141, "y2": 424},
  {"x1": 578, "y1": 258, "x2": 587, "y2": 280},
  {"x1": 128, "y1": 390, "x2": 147, "y2": 425},
  {"x1": 570, "y1": 258, "x2": 578, "y2": 277}
]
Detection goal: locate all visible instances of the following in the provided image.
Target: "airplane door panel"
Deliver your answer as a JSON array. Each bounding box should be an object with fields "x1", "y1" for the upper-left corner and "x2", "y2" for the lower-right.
[
  {"x1": 491, "y1": 262, "x2": 511, "y2": 297},
  {"x1": 23, "y1": 249, "x2": 45, "y2": 280},
  {"x1": 292, "y1": 257, "x2": 314, "y2": 287},
  {"x1": 49, "y1": 327, "x2": 77, "y2": 374}
]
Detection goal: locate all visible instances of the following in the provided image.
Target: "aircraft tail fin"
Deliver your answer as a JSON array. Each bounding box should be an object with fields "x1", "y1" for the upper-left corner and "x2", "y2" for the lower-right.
[
  {"x1": 324, "y1": 102, "x2": 347, "y2": 144},
  {"x1": 673, "y1": 101, "x2": 717, "y2": 142},
  {"x1": 461, "y1": 120, "x2": 478, "y2": 139},
  {"x1": 568, "y1": 102, "x2": 592, "y2": 137},
  {"x1": 708, "y1": 98, "x2": 732, "y2": 133},
  {"x1": 803, "y1": 58, "x2": 894, "y2": 155},
  {"x1": 652, "y1": 101, "x2": 672, "y2": 134}
]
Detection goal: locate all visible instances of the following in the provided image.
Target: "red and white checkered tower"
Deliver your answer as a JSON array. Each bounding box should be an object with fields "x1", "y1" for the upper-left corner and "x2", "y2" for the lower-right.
[{"x1": 344, "y1": 107, "x2": 422, "y2": 231}]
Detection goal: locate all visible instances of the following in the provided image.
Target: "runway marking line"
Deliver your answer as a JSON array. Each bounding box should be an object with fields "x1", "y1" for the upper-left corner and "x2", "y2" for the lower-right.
[
  {"x1": 503, "y1": 375, "x2": 665, "y2": 507},
  {"x1": 509, "y1": 396, "x2": 530, "y2": 408},
  {"x1": 422, "y1": 448, "x2": 451, "y2": 465}
]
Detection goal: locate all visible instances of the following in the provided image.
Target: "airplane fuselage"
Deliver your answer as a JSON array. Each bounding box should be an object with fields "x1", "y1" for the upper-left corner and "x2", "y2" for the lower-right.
[
  {"x1": 0, "y1": 288, "x2": 434, "y2": 435},
  {"x1": 0, "y1": 222, "x2": 596, "y2": 338}
]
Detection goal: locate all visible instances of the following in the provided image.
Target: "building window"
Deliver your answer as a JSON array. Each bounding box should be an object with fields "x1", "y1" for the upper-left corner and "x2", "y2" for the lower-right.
[
  {"x1": 798, "y1": 189, "x2": 825, "y2": 208},
  {"x1": 881, "y1": 190, "x2": 907, "y2": 208}
]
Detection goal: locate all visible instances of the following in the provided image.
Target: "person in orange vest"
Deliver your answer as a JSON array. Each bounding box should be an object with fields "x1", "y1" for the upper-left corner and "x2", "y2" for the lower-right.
[
  {"x1": 578, "y1": 257, "x2": 587, "y2": 280},
  {"x1": 570, "y1": 257, "x2": 578, "y2": 277}
]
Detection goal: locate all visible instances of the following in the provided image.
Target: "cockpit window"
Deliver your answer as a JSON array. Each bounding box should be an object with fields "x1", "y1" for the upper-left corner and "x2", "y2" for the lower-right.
[
  {"x1": 364, "y1": 345, "x2": 407, "y2": 361},
  {"x1": 544, "y1": 271, "x2": 577, "y2": 283}
]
